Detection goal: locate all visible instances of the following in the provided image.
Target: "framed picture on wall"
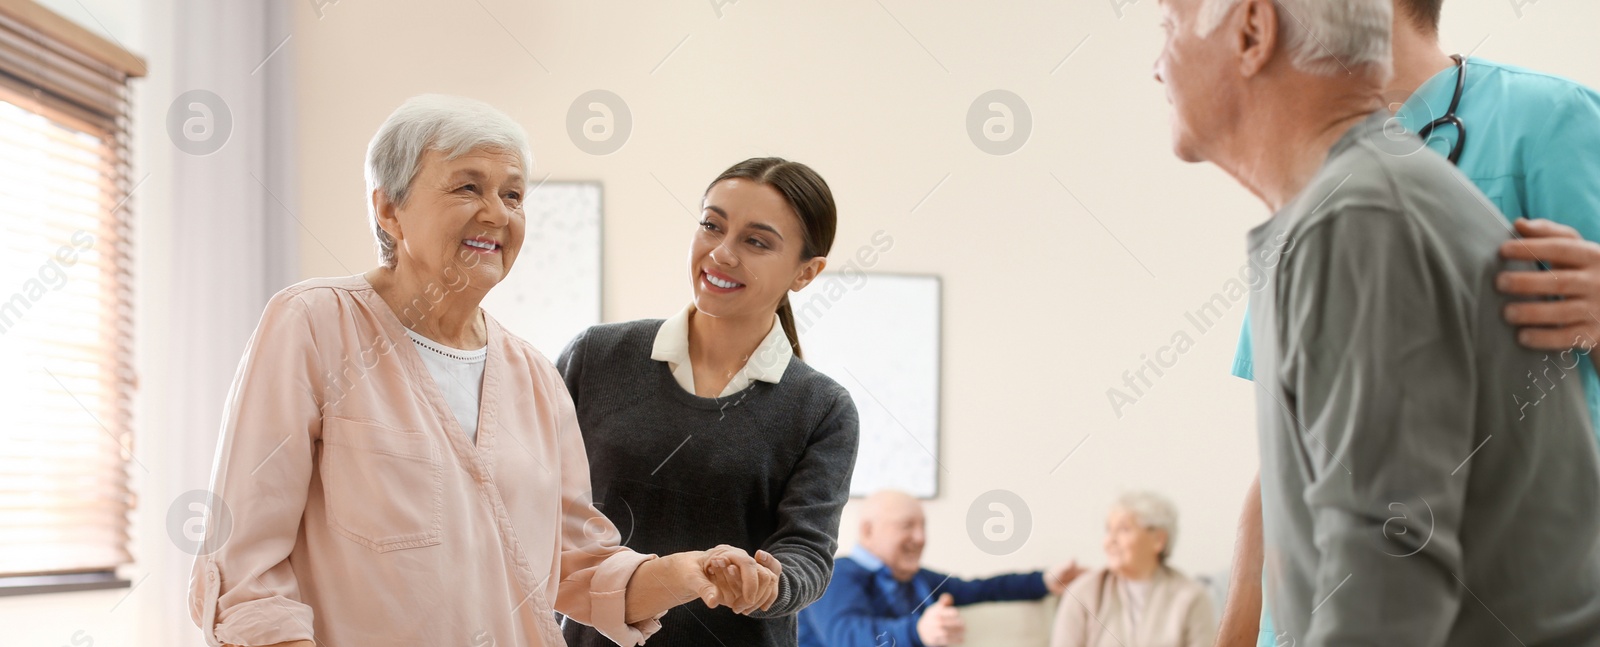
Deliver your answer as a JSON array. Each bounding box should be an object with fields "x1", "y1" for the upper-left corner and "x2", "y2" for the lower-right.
[
  {"x1": 792, "y1": 272, "x2": 942, "y2": 498},
  {"x1": 480, "y1": 180, "x2": 603, "y2": 357}
]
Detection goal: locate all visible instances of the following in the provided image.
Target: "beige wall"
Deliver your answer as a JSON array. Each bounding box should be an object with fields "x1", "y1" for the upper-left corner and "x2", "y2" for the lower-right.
[{"x1": 290, "y1": 0, "x2": 1600, "y2": 584}]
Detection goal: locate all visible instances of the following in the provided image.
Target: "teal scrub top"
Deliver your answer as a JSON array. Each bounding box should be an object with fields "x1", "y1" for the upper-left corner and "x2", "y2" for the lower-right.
[{"x1": 1240, "y1": 57, "x2": 1600, "y2": 647}]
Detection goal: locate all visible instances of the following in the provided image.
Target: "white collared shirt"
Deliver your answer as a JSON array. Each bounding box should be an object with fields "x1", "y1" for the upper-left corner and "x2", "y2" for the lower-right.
[{"x1": 650, "y1": 305, "x2": 793, "y2": 397}]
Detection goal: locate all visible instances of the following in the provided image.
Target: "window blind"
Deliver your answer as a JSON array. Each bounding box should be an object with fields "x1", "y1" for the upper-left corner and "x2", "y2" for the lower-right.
[{"x1": 0, "y1": 0, "x2": 141, "y2": 579}]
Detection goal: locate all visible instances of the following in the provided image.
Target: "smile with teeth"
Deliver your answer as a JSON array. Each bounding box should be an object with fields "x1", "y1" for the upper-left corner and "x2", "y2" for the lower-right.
[
  {"x1": 704, "y1": 271, "x2": 744, "y2": 290},
  {"x1": 463, "y1": 238, "x2": 500, "y2": 252}
]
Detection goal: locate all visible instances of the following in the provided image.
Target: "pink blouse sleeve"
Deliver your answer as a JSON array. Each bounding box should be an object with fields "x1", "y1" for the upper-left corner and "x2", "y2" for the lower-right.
[
  {"x1": 188, "y1": 290, "x2": 322, "y2": 646},
  {"x1": 546, "y1": 360, "x2": 664, "y2": 646}
]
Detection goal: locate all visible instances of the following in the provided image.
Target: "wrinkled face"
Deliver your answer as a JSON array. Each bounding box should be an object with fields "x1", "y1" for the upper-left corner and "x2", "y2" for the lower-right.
[
  {"x1": 861, "y1": 502, "x2": 927, "y2": 582},
  {"x1": 1103, "y1": 507, "x2": 1167, "y2": 576},
  {"x1": 388, "y1": 147, "x2": 526, "y2": 292},
  {"x1": 1154, "y1": 0, "x2": 1241, "y2": 162},
  {"x1": 690, "y1": 179, "x2": 818, "y2": 321}
]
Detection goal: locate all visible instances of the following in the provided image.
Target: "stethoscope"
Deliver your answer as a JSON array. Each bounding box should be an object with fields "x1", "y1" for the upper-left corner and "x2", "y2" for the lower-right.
[
  {"x1": 1415, "y1": 54, "x2": 1467, "y2": 165},
  {"x1": 1418, "y1": 56, "x2": 1549, "y2": 272}
]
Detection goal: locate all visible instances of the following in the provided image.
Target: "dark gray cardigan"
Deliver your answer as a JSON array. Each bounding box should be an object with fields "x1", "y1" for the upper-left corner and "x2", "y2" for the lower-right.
[{"x1": 557, "y1": 319, "x2": 860, "y2": 647}]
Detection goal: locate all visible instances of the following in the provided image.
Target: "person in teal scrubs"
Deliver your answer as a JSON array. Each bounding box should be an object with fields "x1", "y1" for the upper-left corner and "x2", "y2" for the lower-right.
[
  {"x1": 1232, "y1": 57, "x2": 1600, "y2": 424},
  {"x1": 1212, "y1": 2, "x2": 1600, "y2": 646}
]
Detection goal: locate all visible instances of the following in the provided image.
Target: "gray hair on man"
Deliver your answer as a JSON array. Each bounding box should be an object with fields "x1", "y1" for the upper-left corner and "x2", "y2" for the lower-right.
[
  {"x1": 364, "y1": 94, "x2": 533, "y2": 268},
  {"x1": 1197, "y1": 0, "x2": 1393, "y2": 80},
  {"x1": 1115, "y1": 490, "x2": 1180, "y2": 563}
]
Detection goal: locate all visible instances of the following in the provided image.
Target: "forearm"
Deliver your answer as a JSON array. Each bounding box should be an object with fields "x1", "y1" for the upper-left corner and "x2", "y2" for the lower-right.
[
  {"x1": 948, "y1": 572, "x2": 1050, "y2": 604},
  {"x1": 750, "y1": 397, "x2": 859, "y2": 617},
  {"x1": 1214, "y1": 475, "x2": 1263, "y2": 647},
  {"x1": 623, "y1": 552, "x2": 701, "y2": 624},
  {"x1": 746, "y1": 550, "x2": 828, "y2": 617}
]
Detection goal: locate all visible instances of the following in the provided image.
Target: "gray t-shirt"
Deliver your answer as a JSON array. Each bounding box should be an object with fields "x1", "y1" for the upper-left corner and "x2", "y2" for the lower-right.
[{"x1": 1250, "y1": 111, "x2": 1600, "y2": 646}]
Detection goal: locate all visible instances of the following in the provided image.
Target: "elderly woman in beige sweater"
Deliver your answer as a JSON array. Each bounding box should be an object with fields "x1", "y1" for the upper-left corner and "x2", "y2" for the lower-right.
[{"x1": 1051, "y1": 492, "x2": 1216, "y2": 647}]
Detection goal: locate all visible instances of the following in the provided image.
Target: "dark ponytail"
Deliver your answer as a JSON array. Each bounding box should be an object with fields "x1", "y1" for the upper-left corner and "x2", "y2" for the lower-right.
[
  {"x1": 706, "y1": 157, "x2": 836, "y2": 360},
  {"x1": 776, "y1": 296, "x2": 802, "y2": 359}
]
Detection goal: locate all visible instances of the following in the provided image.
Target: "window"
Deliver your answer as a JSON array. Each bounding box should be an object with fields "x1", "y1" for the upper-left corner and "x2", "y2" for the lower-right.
[{"x1": 0, "y1": 0, "x2": 143, "y2": 589}]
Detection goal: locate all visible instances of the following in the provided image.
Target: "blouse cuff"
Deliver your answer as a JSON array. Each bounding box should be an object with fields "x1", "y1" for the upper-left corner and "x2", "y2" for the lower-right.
[
  {"x1": 590, "y1": 550, "x2": 666, "y2": 646},
  {"x1": 214, "y1": 598, "x2": 316, "y2": 646},
  {"x1": 196, "y1": 561, "x2": 315, "y2": 647}
]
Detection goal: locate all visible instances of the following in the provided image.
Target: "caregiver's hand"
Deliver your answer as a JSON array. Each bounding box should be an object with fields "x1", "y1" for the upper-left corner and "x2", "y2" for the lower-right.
[
  {"x1": 1500, "y1": 218, "x2": 1600, "y2": 357},
  {"x1": 225, "y1": 642, "x2": 315, "y2": 647},
  {"x1": 704, "y1": 545, "x2": 782, "y2": 615}
]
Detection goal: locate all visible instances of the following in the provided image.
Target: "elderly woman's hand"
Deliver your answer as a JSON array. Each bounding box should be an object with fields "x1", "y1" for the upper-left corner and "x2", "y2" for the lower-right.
[
  {"x1": 702, "y1": 545, "x2": 781, "y2": 615},
  {"x1": 623, "y1": 547, "x2": 778, "y2": 623}
]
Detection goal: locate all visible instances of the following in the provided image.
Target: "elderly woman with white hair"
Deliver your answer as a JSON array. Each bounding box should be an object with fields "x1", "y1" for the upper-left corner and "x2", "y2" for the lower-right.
[
  {"x1": 188, "y1": 95, "x2": 774, "y2": 647},
  {"x1": 1050, "y1": 492, "x2": 1216, "y2": 647}
]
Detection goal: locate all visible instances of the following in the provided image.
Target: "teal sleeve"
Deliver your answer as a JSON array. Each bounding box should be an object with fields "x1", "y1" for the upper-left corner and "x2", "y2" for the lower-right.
[
  {"x1": 1520, "y1": 84, "x2": 1600, "y2": 436},
  {"x1": 1244, "y1": 310, "x2": 1267, "y2": 647},
  {"x1": 1257, "y1": 608, "x2": 1276, "y2": 647},
  {"x1": 1524, "y1": 84, "x2": 1600, "y2": 245},
  {"x1": 1244, "y1": 309, "x2": 1268, "y2": 647},
  {"x1": 1232, "y1": 305, "x2": 1256, "y2": 381}
]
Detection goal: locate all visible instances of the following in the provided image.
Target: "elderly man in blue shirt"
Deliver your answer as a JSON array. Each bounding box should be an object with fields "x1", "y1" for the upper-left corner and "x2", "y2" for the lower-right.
[{"x1": 799, "y1": 490, "x2": 1082, "y2": 647}]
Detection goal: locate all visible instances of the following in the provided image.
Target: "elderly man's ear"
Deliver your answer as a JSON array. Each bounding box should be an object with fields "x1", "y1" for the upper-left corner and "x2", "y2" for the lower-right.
[{"x1": 1236, "y1": 0, "x2": 1280, "y2": 78}]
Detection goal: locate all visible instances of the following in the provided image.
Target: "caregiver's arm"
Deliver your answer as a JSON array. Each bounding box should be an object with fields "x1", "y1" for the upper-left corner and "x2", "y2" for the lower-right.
[
  {"x1": 191, "y1": 290, "x2": 321, "y2": 647},
  {"x1": 1213, "y1": 476, "x2": 1263, "y2": 647},
  {"x1": 749, "y1": 390, "x2": 861, "y2": 618},
  {"x1": 1499, "y1": 85, "x2": 1600, "y2": 366},
  {"x1": 1500, "y1": 219, "x2": 1600, "y2": 357}
]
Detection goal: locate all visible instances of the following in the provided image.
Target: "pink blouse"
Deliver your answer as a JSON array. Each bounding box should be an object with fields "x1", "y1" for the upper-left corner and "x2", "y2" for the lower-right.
[{"x1": 189, "y1": 275, "x2": 663, "y2": 646}]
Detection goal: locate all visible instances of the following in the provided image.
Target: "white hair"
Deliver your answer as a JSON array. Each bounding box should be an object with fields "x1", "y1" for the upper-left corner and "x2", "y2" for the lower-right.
[
  {"x1": 364, "y1": 94, "x2": 532, "y2": 268},
  {"x1": 1115, "y1": 491, "x2": 1180, "y2": 563},
  {"x1": 1198, "y1": 0, "x2": 1392, "y2": 80}
]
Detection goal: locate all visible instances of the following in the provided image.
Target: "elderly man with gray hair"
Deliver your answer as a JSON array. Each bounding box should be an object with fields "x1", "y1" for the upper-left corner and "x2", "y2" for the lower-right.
[
  {"x1": 799, "y1": 490, "x2": 1083, "y2": 647},
  {"x1": 1152, "y1": 1, "x2": 1600, "y2": 646}
]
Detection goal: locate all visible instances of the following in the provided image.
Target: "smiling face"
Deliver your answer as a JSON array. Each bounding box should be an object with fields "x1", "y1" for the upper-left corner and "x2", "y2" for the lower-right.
[
  {"x1": 1103, "y1": 507, "x2": 1167, "y2": 579},
  {"x1": 1154, "y1": 0, "x2": 1243, "y2": 163},
  {"x1": 690, "y1": 178, "x2": 824, "y2": 321},
  {"x1": 859, "y1": 492, "x2": 927, "y2": 582},
  {"x1": 379, "y1": 147, "x2": 526, "y2": 292}
]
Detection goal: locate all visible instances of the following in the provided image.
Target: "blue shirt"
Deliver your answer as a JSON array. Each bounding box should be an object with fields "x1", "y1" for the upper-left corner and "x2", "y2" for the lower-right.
[
  {"x1": 849, "y1": 544, "x2": 934, "y2": 618},
  {"x1": 1238, "y1": 57, "x2": 1600, "y2": 647},
  {"x1": 798, "y1": 545, "x2": 1049, "y2": 647}
]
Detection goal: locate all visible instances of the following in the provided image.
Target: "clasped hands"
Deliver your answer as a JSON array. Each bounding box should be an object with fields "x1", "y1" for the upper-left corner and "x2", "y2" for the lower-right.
[{"x1": 666, "y1": 544, "x2": 783, "y2": 615}]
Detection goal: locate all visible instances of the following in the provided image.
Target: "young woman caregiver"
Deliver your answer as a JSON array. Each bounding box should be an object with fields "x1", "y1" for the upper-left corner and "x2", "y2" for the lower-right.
[{"x1": 557, "y1": 157, "x2": 862, "y2": 647}]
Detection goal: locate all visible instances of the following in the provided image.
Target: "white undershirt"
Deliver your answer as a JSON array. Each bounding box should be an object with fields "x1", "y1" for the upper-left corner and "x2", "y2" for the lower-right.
[
  {"x1": 1121, "y1": 577, "x2": 1153, "y2": 634},
  {"x1": 405, "y1": 328, "x2": 487, "y2": 443}
]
